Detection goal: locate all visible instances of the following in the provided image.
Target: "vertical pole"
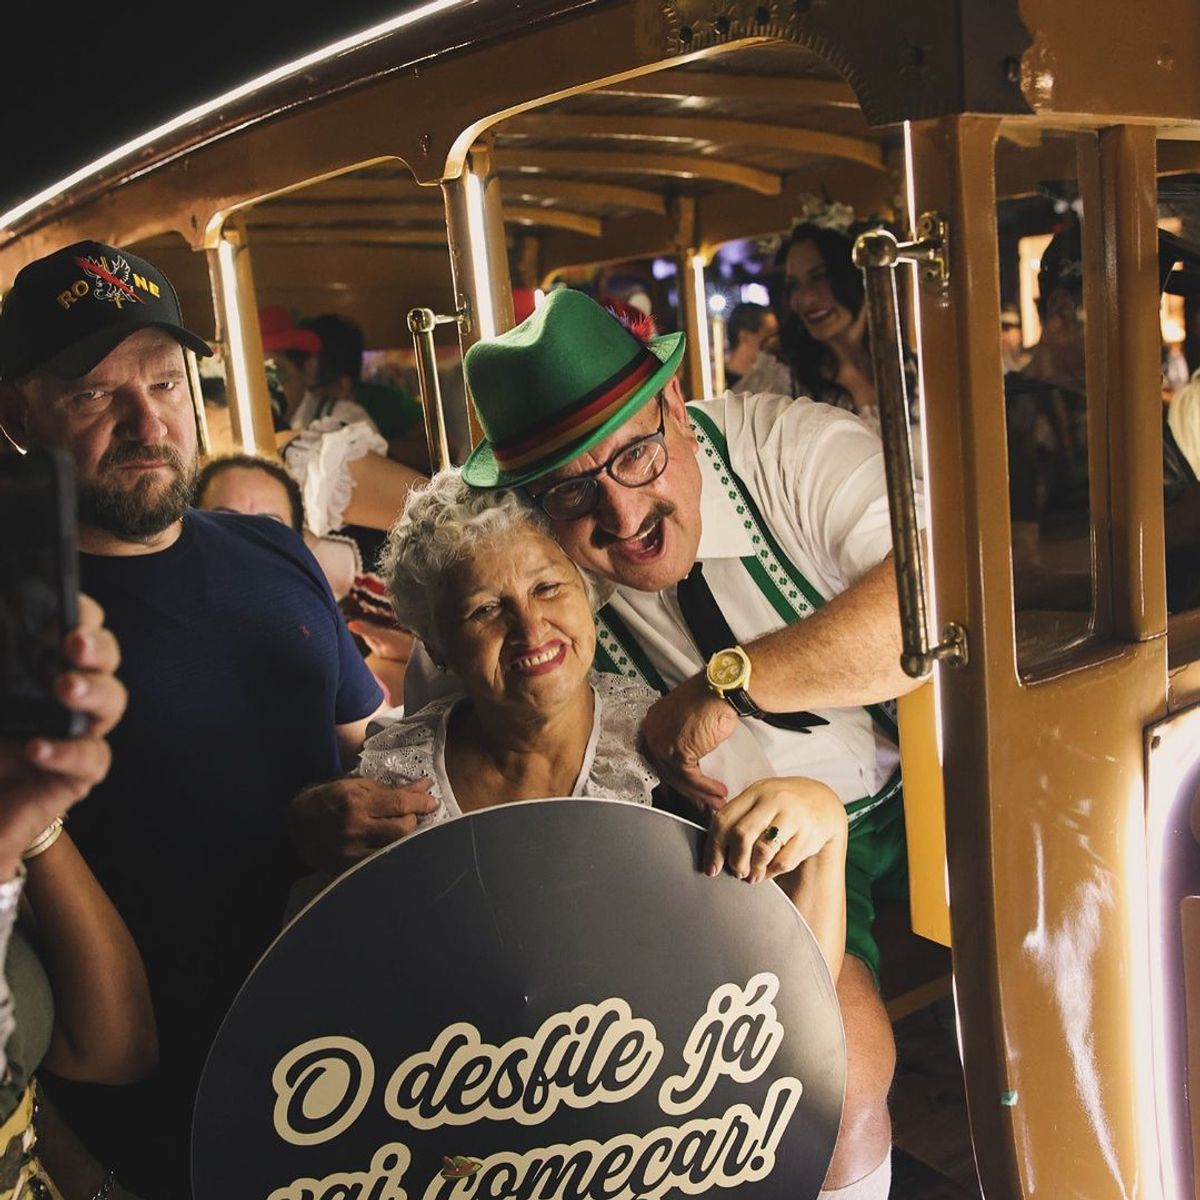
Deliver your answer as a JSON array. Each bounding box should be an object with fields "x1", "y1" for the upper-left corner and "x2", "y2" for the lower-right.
[
  {"x1": 206, "y1": 219, "x2": 277, "y2": 458},
  {"x1": 1098, "y1": 124, "x2": 1164, "y2": 641},
  {"x1": 853, "y1": 228, "x2": 937, "y2": 677},
  {"x1": 407, "y1": 307, "x2": 453, "y2": 474},
  {"x1": 671, "y1": 196, "x2": 712, "y2": 399},
  {"x1": 884, "y1": 138, "x2": 918, "y2": 356},
  {"x1": 186, "y1": 349, "x2": 210, "y2": 457},
  {"x1": 442, "y1": 136, "x2": 515, "y2": 459},
  {"x1": 711, "y1": 312, "x2": 727, "y2": 395}
]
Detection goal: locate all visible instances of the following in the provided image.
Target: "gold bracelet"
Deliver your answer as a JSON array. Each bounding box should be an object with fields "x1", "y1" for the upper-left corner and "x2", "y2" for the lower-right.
[{"x1": 22, "y1": 817, "x2": 64, "y2": 861}]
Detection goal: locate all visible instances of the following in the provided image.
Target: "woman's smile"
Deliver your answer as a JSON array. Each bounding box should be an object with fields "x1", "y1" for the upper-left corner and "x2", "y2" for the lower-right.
[
  {"x1": 802, "y1": 305, "x2": 838, "y2": 326},
  {"x1": 507, "y1": 641, "x2": 568, "y2": 676}
]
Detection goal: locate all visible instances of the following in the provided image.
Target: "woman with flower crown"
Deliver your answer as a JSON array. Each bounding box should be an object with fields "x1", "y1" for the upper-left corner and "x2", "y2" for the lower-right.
[{"x1": 737, "y1": 197, "x2": 921, "y2": 461}]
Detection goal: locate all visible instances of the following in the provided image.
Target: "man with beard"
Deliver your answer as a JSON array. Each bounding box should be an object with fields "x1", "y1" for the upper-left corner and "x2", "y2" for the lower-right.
[{"x1": 0, "y1": 241, "x2": 401, "y2": 1197}]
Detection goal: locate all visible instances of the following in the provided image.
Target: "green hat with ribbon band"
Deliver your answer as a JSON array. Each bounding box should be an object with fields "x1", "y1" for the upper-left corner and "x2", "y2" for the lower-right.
[{"x1": 461, "y1": 288, "x2": 685, "y2": 489}]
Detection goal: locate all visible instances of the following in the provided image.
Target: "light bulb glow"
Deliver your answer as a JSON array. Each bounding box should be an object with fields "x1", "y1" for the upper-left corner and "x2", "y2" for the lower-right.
[{"x1": 0, "y1": 0, "x2": 470, "y2": 232}]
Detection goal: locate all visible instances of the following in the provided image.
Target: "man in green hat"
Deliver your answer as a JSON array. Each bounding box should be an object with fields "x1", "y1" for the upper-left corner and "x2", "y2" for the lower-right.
[
  {"x1": 454, "y1": 287, "x2": 920, "y2": 1199},
  {"x1": 300, "y1": 288, "x2": 918, "y2": 1197}
]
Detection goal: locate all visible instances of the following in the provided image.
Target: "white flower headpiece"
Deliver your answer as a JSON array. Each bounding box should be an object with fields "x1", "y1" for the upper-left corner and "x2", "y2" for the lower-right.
[
  {"x1": 755, "y1": 192, "x2": 859, "y2": 258},
  {"x1": 791, "y1": 192, "x2": 857, "y2": 235}
]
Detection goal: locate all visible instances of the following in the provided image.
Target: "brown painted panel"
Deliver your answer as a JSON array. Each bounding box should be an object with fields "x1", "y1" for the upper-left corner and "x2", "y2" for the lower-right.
[{"x1": 909, "y1": 114, "x2": 1169, "y2": 1198}]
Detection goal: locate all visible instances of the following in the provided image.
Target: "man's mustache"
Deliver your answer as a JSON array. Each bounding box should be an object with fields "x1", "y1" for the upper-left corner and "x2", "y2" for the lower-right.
[
  {"x1": 590, "y1": 500, "x2": 674, "y2": 549},
  {"x1": 100, "y1": 442, "x2": 184, "y2": 471}
]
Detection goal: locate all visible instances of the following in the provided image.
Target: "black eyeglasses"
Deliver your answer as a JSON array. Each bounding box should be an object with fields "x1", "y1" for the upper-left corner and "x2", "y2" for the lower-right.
[{"x1": 528, "y1": 395, "x2": 668, "y2": 521}]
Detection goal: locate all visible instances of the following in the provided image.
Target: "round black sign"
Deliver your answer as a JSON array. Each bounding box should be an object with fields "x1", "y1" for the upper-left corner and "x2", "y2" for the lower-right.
[{"x1": 192, "y1": 799, "x2": 845, "y2": 1199}]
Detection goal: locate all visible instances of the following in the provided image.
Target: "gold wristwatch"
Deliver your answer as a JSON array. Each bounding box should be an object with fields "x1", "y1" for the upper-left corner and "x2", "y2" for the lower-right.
[{"x1": 704, "y1": 646, "x2": 764, "y2": 717}]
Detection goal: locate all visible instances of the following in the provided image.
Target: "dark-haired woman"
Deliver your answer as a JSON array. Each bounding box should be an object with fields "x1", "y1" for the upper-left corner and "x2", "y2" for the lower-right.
[{"x1": 774, "y1": 222, "x2": 921, "y2": 456}]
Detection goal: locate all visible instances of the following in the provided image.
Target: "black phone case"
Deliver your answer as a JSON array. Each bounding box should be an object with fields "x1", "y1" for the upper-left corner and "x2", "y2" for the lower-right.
[{"x1": 0, "y1": 447, "x2": 87, "y2": 740}]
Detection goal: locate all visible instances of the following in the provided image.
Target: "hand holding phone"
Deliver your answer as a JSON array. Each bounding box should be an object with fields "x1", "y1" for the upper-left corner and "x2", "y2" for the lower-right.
[
  {"x1": 0, "y1": 446, "x2": 127, "y2": 868},
  {"x1": 0, "y1": 447, "x2": 85, "y2": 740},
  {"x1": 0, "y1": 591, "x2": 127, "y2": 874}
]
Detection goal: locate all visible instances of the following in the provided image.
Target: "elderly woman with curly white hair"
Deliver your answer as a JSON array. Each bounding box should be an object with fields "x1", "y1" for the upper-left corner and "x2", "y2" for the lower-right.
[
  {"x1": 348, "y1": 470, "x2": 850, "y2": 974},
  {"x1": 364, "y1": 471, "x2": 659, "y2": 817}
]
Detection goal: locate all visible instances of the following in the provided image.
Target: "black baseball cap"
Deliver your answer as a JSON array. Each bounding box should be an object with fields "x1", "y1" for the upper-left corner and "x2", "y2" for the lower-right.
[{"x1": 0, "y1": 240, "x2": 213, "y2": 382}]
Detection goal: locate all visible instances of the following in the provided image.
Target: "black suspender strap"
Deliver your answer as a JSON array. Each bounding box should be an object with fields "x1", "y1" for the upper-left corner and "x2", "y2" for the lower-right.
[{"x1": 675, "y1": 562, "x2": 829, "y2": 733}]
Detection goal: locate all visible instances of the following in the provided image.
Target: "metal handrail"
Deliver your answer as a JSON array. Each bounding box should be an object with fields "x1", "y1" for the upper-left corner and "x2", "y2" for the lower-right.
[
  {"x1": 407, "y1": 304, "x2": 470, "y2": 474},
  {"x1": 853, "y1": 217, "x2": 967, "y2": 678}
]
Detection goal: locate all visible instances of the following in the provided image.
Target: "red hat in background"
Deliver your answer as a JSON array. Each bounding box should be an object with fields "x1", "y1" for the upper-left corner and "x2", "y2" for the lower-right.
[
  {"x1": 258, "y1": 306, "x2": 321, "y2": 355},
  {"x1": 513, "y1": 288, "x2": 539, "y2": 324}
]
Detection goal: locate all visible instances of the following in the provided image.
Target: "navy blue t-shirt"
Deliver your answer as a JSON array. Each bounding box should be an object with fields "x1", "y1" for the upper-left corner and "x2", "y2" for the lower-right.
[{"x1": 45, "y1": 510, "x2": 382, "y2": 1195}]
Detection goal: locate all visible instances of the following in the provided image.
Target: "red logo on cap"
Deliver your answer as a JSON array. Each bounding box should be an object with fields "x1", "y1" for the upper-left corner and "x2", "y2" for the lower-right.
[{"x1": 74, "y1": 254, "x2": 161, "y2": 310}]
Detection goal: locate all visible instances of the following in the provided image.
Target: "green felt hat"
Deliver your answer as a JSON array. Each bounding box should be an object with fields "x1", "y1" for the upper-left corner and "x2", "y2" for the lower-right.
[{"x1": 461, "y1": 288, "x2": 685, "y2": 489}]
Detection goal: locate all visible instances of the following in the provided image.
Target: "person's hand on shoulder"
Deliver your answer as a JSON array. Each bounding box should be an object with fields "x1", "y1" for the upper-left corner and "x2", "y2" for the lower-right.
[
  {"x1": 288, "y1": 775, "x2": 438, "y2": 874},
  {"x1": 0, "y1": 594, "x2": 126, "y2": 879},
  {"x1": 639, "y1": 674, "x2": 740, "y2": 810}
]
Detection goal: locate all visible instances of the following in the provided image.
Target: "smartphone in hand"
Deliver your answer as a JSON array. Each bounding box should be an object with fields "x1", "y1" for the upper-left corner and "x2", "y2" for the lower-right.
[{"x1": 0, "y1": 447, "x2": 86, "y2": 739}]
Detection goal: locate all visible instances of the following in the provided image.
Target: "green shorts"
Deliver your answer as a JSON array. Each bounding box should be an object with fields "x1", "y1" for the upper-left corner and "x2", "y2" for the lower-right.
[{"x1": 844, "y1": 793, "x2": 909, "y2": 985}]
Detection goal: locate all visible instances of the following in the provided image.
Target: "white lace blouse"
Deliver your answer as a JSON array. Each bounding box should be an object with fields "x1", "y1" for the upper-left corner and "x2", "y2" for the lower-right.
[{"x1": 356, "y1": 672, "x2": 661, "y2": 830}]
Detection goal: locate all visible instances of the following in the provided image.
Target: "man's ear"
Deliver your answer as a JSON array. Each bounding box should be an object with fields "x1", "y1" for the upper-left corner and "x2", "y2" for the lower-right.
[
  {"x1": 662, "y1": 376, "x2": 697, "y2": 449},
  {"x1": 663, "y1": 376, "x2": 688, "y2": 421},
  {"x1": 0, "y1": 382, "x2": 30, "y2": 452}
]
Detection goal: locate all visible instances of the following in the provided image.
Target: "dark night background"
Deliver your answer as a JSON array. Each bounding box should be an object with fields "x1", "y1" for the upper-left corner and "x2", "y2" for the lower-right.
[{"x1": 0, "y1": 3, "x2": 424, "y2": 217}]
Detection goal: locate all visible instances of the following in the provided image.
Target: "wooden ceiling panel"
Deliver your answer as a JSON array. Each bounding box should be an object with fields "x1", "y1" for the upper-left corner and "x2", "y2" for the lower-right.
[
  {"x1": 494, "y1": 148, "x2": 781, "y2": 195},
  {"x1": 197, "y1": 39, "x2": 883, "y2": 286},
  {"x1": 497, "y1": 113, "x2": 884, "y2": 171}
]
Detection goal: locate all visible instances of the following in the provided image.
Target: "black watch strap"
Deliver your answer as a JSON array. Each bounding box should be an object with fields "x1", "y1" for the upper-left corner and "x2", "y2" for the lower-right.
[
  {"x1": 676, "y1": 562, "x2": 829, "y2": 733},
  {"x1": 723, "y1": 687, "x2": 763, "y2": 718}
]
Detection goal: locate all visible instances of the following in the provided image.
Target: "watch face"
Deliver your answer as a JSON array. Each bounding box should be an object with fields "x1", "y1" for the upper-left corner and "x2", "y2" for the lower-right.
[{"x1": 709, "y1": 649, "x2": 747, "y2": 688}]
